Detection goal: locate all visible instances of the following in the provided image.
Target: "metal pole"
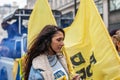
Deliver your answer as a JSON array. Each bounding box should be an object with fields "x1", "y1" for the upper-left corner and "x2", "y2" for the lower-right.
[
  {"x1": 74, "y1": 0, "x2": 77, "y2": 15},
  {"x1": 103, "y1": 0, "x2": 109, "y2": 29},
  {"x1": 18, "y1": 11, "x2": 21, "y2": 35},
  {"x1": 108, "y1": 0, "x2": 110, "y2": 31}
]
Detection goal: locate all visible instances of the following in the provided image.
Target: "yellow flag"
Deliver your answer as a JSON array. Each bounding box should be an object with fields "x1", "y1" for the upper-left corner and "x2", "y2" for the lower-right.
[
  {"x1": 28, "y1": 0, "x2": 56, "y2": 46},
  {"x1": 64, "y1": 0, "x2": 120, "y2": 80}
]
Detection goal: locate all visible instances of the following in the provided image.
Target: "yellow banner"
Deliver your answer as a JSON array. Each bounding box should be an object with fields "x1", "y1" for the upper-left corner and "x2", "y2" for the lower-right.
[
  {"x1": 28, "y1": 0, "x2": 56, "y2": 46},
  {"x1": 64, "y1": 0, "x2": 120, "y2": 79}
]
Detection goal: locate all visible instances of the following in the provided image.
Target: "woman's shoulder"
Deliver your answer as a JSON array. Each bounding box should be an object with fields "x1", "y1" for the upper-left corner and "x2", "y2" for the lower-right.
[
  {"x1": 29, "y1": 66, "x2": 44, "y2": 80},
  {"x1": 32, "y1": 54, "x2": 49, "y2": 70}
]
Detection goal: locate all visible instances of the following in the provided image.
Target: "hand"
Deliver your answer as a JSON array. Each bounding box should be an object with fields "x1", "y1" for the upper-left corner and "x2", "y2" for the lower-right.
[{"x1": 72, "y1": 74, "x2": 81, "y2": 80}]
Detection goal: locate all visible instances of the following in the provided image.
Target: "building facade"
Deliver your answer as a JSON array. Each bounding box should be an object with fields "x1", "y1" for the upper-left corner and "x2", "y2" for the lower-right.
[
  {"x1": 27, "y1": 0, "x2": 120, "y2": 32},
  {"x1": 109, "y1": 0, "x2": 120, "y2": 32},
  {"x1": 26, "y1": 0, "x2": 35, "y2": 9}
]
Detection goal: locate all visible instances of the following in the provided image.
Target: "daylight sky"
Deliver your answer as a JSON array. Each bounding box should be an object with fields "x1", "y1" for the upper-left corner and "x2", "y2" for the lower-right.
[{"x1": 0, "y1": 0, "x2": 27, "y2": 8}]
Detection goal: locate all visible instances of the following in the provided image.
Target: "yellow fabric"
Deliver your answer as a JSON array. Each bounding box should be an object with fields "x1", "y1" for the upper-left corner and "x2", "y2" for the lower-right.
[
  {"x1": 62, "y1": 47, "x2": 76, "y2": 79},
  {"x1": 64, "y1": 0, "x2": 120, "y2": 80},
  {"x1": 13, "y1": 55, "x2": 26, "y2": 80},
  {"x1": 12, "y1": 59, "x2": 19, "y2": 80},
  {"x1": 28, "y1": 0, "x2": 57, "y2": 46},
  {"x1": 57, "y1": 75, "x2": 66, "y2": 80},
  {"x1": 19, "y1": 55, "x2": 26, "y2": 80}
]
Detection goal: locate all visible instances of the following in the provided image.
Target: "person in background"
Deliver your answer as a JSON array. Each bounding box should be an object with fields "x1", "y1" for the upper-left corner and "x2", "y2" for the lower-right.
[
  {"x1": 113, "y1": 30, "x2": 120, "y2": 55},
  {"x1": 110, "y1": 29, "x2": 118, "y2": 49},
  {"x1": 110, "y1": 29, "x2": 120, "y2": 55},
  {"x1": 116, "y1": 29, "x2": 120, "y2": 35},
  {"x1": 24, "y1": 25, "x2": 81, "y2": 80}
]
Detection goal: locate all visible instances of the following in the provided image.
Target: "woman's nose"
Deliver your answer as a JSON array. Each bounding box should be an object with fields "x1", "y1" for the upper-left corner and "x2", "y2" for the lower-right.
[{"x1": 60, "y1": 41, "x2": 64, "y2": 46}]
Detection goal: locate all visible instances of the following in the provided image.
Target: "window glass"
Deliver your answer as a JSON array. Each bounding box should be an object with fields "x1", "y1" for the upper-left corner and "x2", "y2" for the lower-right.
[
  {"x1": 110, "y1": 0, "x2": 120, "y2": 11},
  {"x1": 23, "y1": 37, "x2": 27, "y2": 52},
  {"x1": 95, "y1": 0, "x2": 103, "y2": 14},
  {"x1": 16, "y1": 41, "x2": 21, "y2": 58}
]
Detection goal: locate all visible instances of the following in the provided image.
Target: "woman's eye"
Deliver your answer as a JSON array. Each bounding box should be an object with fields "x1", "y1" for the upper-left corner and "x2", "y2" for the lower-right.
[{"x1": 57, "y1": 38, "x2": 63, "y2": 42}]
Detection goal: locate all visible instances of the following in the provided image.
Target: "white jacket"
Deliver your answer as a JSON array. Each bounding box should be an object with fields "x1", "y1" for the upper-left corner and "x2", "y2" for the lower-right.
[{"x1": 29, "y1": 54, "x2": 69, "y2": 80}]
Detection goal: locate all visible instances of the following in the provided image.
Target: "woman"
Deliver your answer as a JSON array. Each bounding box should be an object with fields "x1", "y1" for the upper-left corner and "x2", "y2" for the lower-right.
[{"x1": 24, "y1": 25, "x2": 80, "y2": 80}]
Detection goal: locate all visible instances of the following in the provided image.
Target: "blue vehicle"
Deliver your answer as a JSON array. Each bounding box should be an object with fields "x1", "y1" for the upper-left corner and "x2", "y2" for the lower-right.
[
  {"x1": 0, "y1": 9, "x2": 31, "y2": 80},
  {"x1": 0, "y1": 9, "x2": 30, "y2": 58}
]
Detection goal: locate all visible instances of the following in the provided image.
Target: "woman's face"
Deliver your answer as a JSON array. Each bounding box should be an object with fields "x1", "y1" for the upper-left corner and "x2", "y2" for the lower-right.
[{"x1": 51, "y1": 31, "x2": 64, "y2": 53}]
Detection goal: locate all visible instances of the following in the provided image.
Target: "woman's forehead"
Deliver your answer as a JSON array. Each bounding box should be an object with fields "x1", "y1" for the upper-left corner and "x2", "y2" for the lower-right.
[{"x1": 53, "y1": 31, "x2": 64, "y2": 37}]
